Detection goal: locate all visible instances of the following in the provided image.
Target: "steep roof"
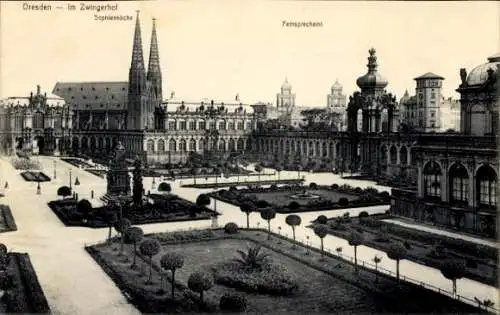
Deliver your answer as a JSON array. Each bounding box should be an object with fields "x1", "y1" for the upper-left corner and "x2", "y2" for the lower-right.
[{"x1": 52, "y1": 81, "x2": 128, "y2": 111}]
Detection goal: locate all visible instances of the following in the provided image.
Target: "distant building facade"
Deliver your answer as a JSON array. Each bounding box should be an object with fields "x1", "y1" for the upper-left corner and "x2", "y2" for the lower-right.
[
  {"x1": 326, "y1": 80, "x2": 347, "y2": 131},
  {"x1": 0, "y1": 85, "x2": 72, "y2": 155},
  {"x1": 399, "y1": 72, "x2": 444, "y2": 132},
  {"x1": 439, "y1": 97, "x2": 460, "y2": 131}
]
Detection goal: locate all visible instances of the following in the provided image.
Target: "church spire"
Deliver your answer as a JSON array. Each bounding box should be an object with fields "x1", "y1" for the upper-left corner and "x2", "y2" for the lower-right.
[
  {"x1": 147, "y1": 17, "x2": 162, "y2": 101},
  {"x1": 131, "y1": 11, "x2": 145, "y2": 70}
]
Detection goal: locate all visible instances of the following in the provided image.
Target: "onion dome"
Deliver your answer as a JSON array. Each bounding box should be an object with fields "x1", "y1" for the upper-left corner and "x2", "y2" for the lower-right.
[
  {"x1": 466, "y1": 53, "x2": 500, "y2": 85},
  {"x1": 356, "y1": 48, "x2": 388, "y2": 89}
]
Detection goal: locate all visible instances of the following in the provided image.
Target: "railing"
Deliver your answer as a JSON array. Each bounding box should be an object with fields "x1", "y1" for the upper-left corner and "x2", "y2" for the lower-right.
[{"x1": 285, "y1": 233, "x2": 498, "y2": 314}]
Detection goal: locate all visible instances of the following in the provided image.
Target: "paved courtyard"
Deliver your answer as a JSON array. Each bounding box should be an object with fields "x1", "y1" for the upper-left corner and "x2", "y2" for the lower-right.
[{"x1": 0, "y1": 155, "x2": 497, "y2": 314}]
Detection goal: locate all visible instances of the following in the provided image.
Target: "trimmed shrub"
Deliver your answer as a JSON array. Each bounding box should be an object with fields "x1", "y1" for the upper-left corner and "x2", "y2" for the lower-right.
[
  {"x1": 224, "y1": 222, "x2": 239, "y2": 234},
  {"x1": 358, "y1": 211, "x2": 369, "y2": 221},
  {"x1": 211, "y1": 261, "x2": 298, "y2": 296},
  {"x1": 288, "y1": 201, "x2": 300, "y2": 211},
  {"x1": 256, "y1": 200, "x2": 269, "y2": 209},
  {"x1": 270, "y1": 184, "x2": 278, "y2": 191},
  {"x1": 331, "y1": 183, "x2": 339, "y2": 189},
  {"x1": 338, "y1": 198, "x2": 349, "y2": 206},
  {"x1": 219, "y1": 293, "x2": 247, "y2": 312},
  {"x1": 316, "y1": 215, "x2": 327, "y2": 224},
  {"x1": 309, "y1": 182, "x2": 317, "y2": 189}
]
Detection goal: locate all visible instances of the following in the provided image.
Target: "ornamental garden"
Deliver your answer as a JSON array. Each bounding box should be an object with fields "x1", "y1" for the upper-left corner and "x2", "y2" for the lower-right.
[
  {"x1": 210, "y1": 183, "x2": 391, "y2": 213},
  {"x1": 48, "y1": 184, "x2": 218, "y2": 228},
  {"x1": 86, "y1": 222, "x2": 483, "y2": 314}
]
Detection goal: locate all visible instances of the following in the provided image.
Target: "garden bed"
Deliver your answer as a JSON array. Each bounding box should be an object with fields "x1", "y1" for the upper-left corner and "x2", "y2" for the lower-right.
[
  {"x1": 0, "y1": 205, "x2": 17, "y2": 233},
  {"x1": 60, "y1": 157, "x2": 95, "y2": 169},
  {"x1": 10, "y1": 157, "x2": 41, "y2": 170},
  {"x1": 209, "y1": 184, "x2": 390, "y2": 213},
  {"x1": 182, "y1": 178, "x2": 304, "y2": 189},
  {"x1": 311, "y1": 214, "x2": 498, "y2": 287},
  {"x1": 0, "y1": 252, "x2": 51, "y2": 313},
  {"x1": 19, "y1": 171, "x2": 51, "y2": 182},
  {"x1": 86, "y1": 228, "x2": 483, "y2": 314},
  {"x1": 47, "y1": 194, "x2": 217, "y2": 228}
]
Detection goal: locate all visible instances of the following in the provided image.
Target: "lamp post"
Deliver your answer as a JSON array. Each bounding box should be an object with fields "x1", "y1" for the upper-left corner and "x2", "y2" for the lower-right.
[
  {"x1": 36, "y1": 181, "x2": 41, "y2": 195},
  {"x1": 53, "y1": 160, "x2": 57, "y2": 179}
]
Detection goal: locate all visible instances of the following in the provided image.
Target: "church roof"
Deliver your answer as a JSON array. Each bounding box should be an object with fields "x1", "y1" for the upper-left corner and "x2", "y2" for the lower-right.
[{"x1": 52, "y1": 81, "x2": 128, "y2": 111}]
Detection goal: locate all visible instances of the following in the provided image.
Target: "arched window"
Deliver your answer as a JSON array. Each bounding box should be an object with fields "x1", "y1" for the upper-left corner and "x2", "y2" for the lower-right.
[
  {"x1": 302, "y1": 141, "x2": 307, "y2": 155},
  {"x1": 315, "y1": 142, "x2": 320, "y2": 157},
  {"x1": 169, "y1": 139, "x2": 176, "y2": 152},
  {"x1": 218, "y1": 139, "x2": 226, "y2": 151},
  {"x1": 424, "y1": 161, "x2": 442, "y2": 199},
  {"x1": 379, "y1": 145, "x2": 387, "y2": 170},
  {"x1": 179, "y1": 139, "x2": 187, "y2": 152},
  {"x1": 90, "y1": 137, "x2": 96, "y2": 152},
  {"x1": 237, "y1": 138, "x2": 244, "y2": 151},
  {"x1": 146, "y1": 139, "x2": 155, "y2": 152},
  {"x1": 157, "y1": 139, "x2": 165, "y2": 152},
  {"x1": 218, "y1": 121, "x2": 225, "y2": 130},
  {"x1": 476, "y1": 165, "x2": 497, "y2": 208},
  {"x1": 400, "y1": 146, "x2": 408, "y2": 165},
  {"x1": 309, "y1": 141, "x2": 314, "y2": 156},
  {"x1": 449, "y1": 163, "x2": 469, "y2": 205},
  {"x1": 322, "y1": 142, "x2": 327, "y2": 157},
  {"x1": 390, "y1": 145, "x2": 397, "y2": 164},
  {"x1": 228, "y1": 138, "x2": 235, "y2": 151},
  {"x1": 189, "y1": 139, "x2": 196, "y2": 151}
]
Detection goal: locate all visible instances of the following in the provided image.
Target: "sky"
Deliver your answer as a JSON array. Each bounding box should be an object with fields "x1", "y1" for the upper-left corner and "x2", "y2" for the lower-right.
[{"x1": 1, "y1": 1, "x2": 498, "y2": 105}]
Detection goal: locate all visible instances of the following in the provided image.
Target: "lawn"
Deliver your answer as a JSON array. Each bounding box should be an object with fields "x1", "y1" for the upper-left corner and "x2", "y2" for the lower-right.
[
  {"x1": 211, "y1": 184, "x2": 390, "y2": 213},
  {"x1": 250, "y1": 188, "x2": 357, "y2": 206},
  {"x1": 314, "y1": 214, "x2": 498, "y2": 287},
  {"x1": 0, "y1": 205, "x2": 17, "y2": 233},
  {"x1": 151, "y1": 238, "x2": 375, "y2": 313},
  {"x1": 87, "y1": 228, "x2": 483, "y2": 314}
]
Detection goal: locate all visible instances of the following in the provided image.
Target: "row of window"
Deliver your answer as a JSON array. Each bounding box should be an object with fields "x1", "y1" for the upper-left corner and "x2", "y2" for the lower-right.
[
  {"x1": 424, "y1": 174, "x2": 497, "y2": 207},
  {"x1": 165, "y1": 120, "x2": 252, "y2": 131},
  {"x1": 146, "y1": 138, "x2": 247, "y2": 152}
]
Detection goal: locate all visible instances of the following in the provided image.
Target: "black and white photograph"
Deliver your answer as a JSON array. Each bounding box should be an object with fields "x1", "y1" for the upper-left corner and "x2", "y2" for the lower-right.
[{"x1": 0, "y1": 1, "x2": 498, "y2": 314}]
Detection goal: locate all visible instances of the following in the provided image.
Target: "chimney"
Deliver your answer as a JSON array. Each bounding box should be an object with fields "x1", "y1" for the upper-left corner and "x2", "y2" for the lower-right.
[{"x1": 37, "y1": 85, "x2": 41, "y2": 95}]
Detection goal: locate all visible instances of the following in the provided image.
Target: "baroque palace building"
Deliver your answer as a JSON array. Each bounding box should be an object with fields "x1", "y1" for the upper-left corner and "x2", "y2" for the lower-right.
[
  {"x1": 0, "y1": 85, "x2": 72, "y2": 155},
  {"x1": 50, "y1": 12, "x2": 255, "y2": 164},
  {"x1": 391, "y1": 54, "x2": 499, "y2": 237}
]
